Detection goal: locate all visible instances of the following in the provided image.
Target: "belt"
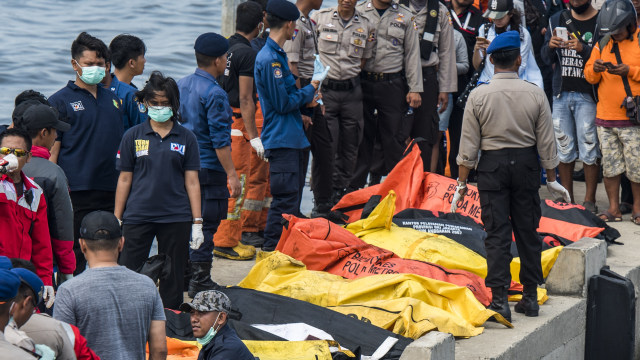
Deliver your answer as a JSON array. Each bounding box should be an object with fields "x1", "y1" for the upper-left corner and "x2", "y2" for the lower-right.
[
  {"x1": 482, "y1": 146, "x2": 537, "y2": 156},
  {"x1": 362, "y1": 71, "x2": 404, "y2": 82},
  {"x1": 232, "y1": 112, "x2": 242, "y2": 118},
  {"x1": 299, "y1": 77, "x2": 312, "y2": 87},
  {"x1": 323, "y1": 77, "x2": 359, "y2": 91},
  {"x1": 422, "y1": 66, "x2": 437, "y2": 76}
]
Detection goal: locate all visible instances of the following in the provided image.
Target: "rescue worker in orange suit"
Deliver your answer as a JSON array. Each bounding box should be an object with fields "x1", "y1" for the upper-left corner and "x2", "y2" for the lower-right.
[
  {"x1": 451, "y1": 31, "x2": 570, "y2": 322},
  {"x1": 216, "y1": 1, "x2": 269, "y2": 258}
]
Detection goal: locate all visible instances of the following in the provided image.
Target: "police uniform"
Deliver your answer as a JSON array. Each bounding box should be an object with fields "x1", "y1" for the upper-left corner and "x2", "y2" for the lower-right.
[
  {"x1": 255, "y1": 0, "x2": 317, "y2": 251},
  {"x1": 350, "y1": 0, "x2": 422, "y2": 190},
  {"x1": 311, "y1": 6, "x2": 376, "y2": 206},
  {"x1": 179, "y1": 33, "x2": 233, "y2": 295},
  {"x1": 405, "y1": 0, "x2": 457, "y2": 166},
  {"x1": 456, "y1": 31, "x2": 559, "y2": 320}
]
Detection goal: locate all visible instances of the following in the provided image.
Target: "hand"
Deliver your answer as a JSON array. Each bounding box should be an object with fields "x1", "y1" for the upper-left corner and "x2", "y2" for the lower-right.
[
  {"x1": 0, "y1": 154, "x2": 19, "y2": 173},
  {"x1": 593, "y1": 59, "x2": 607, "y2": 73},
  {"x1": 548, "y1": 35, "x2": 565, "y2": 49},
  {"x1": 190, "y1": 223, "x2": 204, "y2": 250},
  {"x1": 310, "y1": 80, "x2": 321, "y2": 90},
  {"x1": 302, "y1": 115, "x2": 313, "y2": 130},
  {"x1": 58, "y1": 273, "x2": 73, "y2": 285},
  {"x1": 116, "y1": 217, "x2": 122, "y2": 227},
  {"x1": 437, "y1": 92, "x2": 449, "y2": 114},
  {"x1": 307, "y1": 92, "x2": 322, "y2": 108},
  {"x1": 546, "y1": 180, "x2": 572, "y2": 203},
  {"x1": 541, "y1": 27, "x2": 547, "y2": 36},
  {"x1": 474, "y1": 37, "x2": 490, "y2": 52},
  {"x1": 406, "y1": 92, "x2": 422, "y2": 108},
  {"x1": 43, "y1": 286, "x2": 55, "y2": 308},
  {"x1": 228, "y1": 174, "x2": 242, "y2": 198},
  {"x1": 312, "y1": 66, "x2": 330, "y2": 83},
  {"x1": 608, "y1": 63, "x2": 630, "y2": 76},
  {"x1": 565, "y1": 36, "x2": 583, "y2": 52},
  {"x1": 250, "y1": 137, "x2": 266, "y2": 161},
  {"x1": 450, "y1": 182, "x2": 468, "y2": 213}
]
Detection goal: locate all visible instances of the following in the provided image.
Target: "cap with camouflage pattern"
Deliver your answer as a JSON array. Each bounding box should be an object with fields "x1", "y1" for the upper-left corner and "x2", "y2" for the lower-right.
[{"x1": 179, "y1": 290, "x2": 232, "y2": 313}]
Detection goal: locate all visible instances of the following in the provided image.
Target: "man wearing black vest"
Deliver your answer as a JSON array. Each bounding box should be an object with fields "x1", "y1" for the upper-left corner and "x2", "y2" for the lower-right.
[{"x1": 405, "y1": 0, "x2": 457, "y2": 168}]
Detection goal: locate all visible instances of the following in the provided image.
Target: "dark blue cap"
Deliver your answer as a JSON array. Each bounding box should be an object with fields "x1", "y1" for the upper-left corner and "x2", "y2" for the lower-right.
[
  {"x1": 0, "y1": 269, "x2": 21, "y2": 302},
  {"x1": 11, "y1": 268, "x2": 44, "y2": 304},
  {"x1": 0, "y1": 256, "x2": 11, "y2": 270},
  {"x1": 194, "y1": 32, "x2": 229, "y2": 58},
  {"x1": 487, "y1": 30, "x2": 520, "y2": 54},
  {"x1": 266, "y1": 0, "x2": 300, "y2": 21}
]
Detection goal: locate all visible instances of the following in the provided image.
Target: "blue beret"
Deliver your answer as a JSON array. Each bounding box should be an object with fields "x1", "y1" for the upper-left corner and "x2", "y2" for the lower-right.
[
  {"x1": 11, "y1": 268, "x2": 44, "y2": 304},
  {"x1": 487, "y1": 30, "x2": 520, "y2": 54},
  {"x1": 194, "y1": 32, "x2": 229, "y2": 57},
  {"x1": 0, "y1": 256, "x2": 11, "y2": 270},
  {"x1": 0, "y1": 269, "x2": 21, "y2": 301},
  {"x1": 267, "y1": 0, "x2": 300, "y2": 21}
]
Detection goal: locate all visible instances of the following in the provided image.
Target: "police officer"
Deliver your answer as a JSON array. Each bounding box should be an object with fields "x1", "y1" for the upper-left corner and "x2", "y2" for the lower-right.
[
  {"x1": 179, "y1": 33, "x2": 242, "y2": 297},
  {"x1": 254, "y1": 0, "x2": 320, "y2": 251},
  {"x1": 310, "y1": 0, "x2": 376, "y2": 214},
  {"x1": 404, "y1": 0, "x2": 457, "y2": 169},
  {"x1": 0, "y1": 266, "x2": 37, "y2": 359},
  {"x1": 451, "y1": 31, "x2": 570, "y2": 322},
  {"x1": 349, "y1": 0, "x2": 422, "y2": 192}
]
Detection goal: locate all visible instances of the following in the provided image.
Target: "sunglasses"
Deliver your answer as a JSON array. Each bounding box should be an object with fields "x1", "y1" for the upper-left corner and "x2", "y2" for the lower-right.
[{"x1": 0, "y1": 147, "x2": 30, "y2": 157}]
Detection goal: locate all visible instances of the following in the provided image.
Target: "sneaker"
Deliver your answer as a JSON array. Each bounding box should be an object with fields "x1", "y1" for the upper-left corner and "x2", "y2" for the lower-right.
[
  {"x1": 241, "y1": 232, "x2": 265, "y2": 247},
  {"x1": 213, "y1": 243, "x2": 256, "y2": 260}
]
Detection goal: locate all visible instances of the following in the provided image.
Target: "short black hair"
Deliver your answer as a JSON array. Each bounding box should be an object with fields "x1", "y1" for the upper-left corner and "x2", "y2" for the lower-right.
[
  {"x1": 71, "y1": 32, "x2": 110, "y2": 63},
  {"x1": 195, "y1": 52, "x2": 221, "y2": 68},
  {"x1": 10, "y1": 258, "x2": 37, "y2": 273},
  {"x1": 109, "y1": 34, "x2": 146, "y2": 70},
  {"x1": 14, "y1": 90, "x2": 48, "y2": 107},
  {"x1": 0, "y1": 128, "x2": 32, "y2": 152},
  {"x1": 83, "y1": 230, "x2": 121, "y2": 252},
  {"x1": 135, "y1": 71, "x2": 181, "y2": 122},
  {"x1": 249, "y1": 0, "x2": 268, "y2": 11},
  {"x1": 267, "y1": 13, "x2": 289, "y2": 30},
  {"x1": 236, "y1": 2, "x2": 264, "y2": 34},
  {"x1": 490, "y1": 48, "x2": 521, "y2": 68}
]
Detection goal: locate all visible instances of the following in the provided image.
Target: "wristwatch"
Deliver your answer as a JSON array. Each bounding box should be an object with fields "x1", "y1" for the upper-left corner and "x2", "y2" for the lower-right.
[{"x1": 193, "y1": 217, "x2": 203, "y2": 224}]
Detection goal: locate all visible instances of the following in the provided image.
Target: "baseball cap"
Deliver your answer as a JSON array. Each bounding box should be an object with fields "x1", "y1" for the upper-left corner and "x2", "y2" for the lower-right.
[
  {"x1": 11, "y1": 268, "x2": 44, "y2": 305},
  {"x1": 0, "y1": 256, "x2": 12, "y2": 270},
  {"x1": 14, "y1": 103, "x2": 70, "y2": 132},
  {"x1": 179, "y1": 290, "x2": 232, "y2": 313},
  {"x1": 483, "y1": 0, "x2": 514, "y2": 19},
  {"x1": 80, "y1": 211, "x2": 122, "y2": 240},
  {"x1": 0, "y1": 269, "x2": 22, "y2": 302}
]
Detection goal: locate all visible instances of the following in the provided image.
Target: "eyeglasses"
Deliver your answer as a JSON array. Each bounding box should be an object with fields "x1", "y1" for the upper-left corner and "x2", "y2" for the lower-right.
[{"x1": 0, "y1": 147, "x2": 30, "y2": 157}]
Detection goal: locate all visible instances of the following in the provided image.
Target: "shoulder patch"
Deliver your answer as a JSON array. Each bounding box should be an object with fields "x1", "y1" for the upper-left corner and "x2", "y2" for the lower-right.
[
  {"x1": 271, "y1": 62, "x2": 282, "y2": 67},
  {"x1": 137, "y1": 102, "x2": 146, "y2": 113},
  {"x1": 273, "y1": 67, "x2": 283, "y2": 78}
]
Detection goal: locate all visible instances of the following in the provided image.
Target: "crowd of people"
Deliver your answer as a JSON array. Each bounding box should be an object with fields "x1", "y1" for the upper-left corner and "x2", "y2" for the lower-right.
[{"x1": 1, "y1": 0, "x2": 639, "y2": 357}]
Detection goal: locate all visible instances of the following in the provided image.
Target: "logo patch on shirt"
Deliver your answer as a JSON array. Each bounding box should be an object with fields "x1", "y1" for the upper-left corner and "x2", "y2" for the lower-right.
[
  {"x1": 430, "y1": 9, "x2": 438, "y2": 17},
  {"x1": 70, "y1": 101, "x2": 84, "y2": 112},
  {"x1": 356, "y1": 28, "x2": 365, "y2": 33},
  {"x1": 135, "y1": 139, "x2": 149, "y2": 157},
  {"x1": 137, "y1": 102, "x2": 146, "y2": 113},
  {"x1": 293, "y1": 29, "x2": 299, "y2": 40},
  {"x1": 116, "y1": 150, "x2": 120, "y2": 159},
  {"x1": 113, "y1": 99, "x2": 120, "y2": 109},
  {"x1": 170, "y1": 143, "x2": 185, "y2": 155},
  {"x1": 392, "y1": 38, "x2": 400, "y2": 46},
  {"x1": 271, "y1": 62, "x2": 281, "y2": 67},
  {"x1": 274, "y1": 67, "x2": 283, "y2": 78}
]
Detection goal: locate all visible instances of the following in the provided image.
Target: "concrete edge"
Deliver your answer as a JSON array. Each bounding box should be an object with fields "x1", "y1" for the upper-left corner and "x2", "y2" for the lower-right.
[
  {"x1": 399, "y1": 331, "x2": 454, "y2": 360},
  {"x1": 546, "y1": 237, "x2": 606, "y2": 297}
]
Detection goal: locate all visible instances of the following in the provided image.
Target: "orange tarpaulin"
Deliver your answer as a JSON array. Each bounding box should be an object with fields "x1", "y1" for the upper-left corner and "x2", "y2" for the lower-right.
[{"x1": 276, "y1": 214, "x2": 492, "y2": 306}]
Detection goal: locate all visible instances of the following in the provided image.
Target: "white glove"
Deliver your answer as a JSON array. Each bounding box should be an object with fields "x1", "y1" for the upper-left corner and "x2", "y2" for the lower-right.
[
  {"x1": 450, "y1": 181, "x2": 468, "y2": 213},
  {"x1": 190, "y1": 223, "x2": 204, "y2": 250},
  {"x1": 35, "y1": 344, "x2": 56, "y2": 360},
  {"x1": 250, "y1": 137, "x2": 266, "y2": 161},
  {"x1": 1, "y1": 154, "x2": 19, "y2": 173},
  {"x1": 43, "y1": 286, "x2": 55, "y2": 308},
  {"x1": 546, "y1": 180, "x2": 572, "y2": 203},
  {"x1": 311, "y1": 54, "x2": 330, "y2": 83}
]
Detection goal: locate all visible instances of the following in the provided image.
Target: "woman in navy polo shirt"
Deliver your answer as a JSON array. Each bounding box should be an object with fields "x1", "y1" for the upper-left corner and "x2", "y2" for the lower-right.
[{"x1": 115, "y1": 71, "x2": 203, "y2": 309}]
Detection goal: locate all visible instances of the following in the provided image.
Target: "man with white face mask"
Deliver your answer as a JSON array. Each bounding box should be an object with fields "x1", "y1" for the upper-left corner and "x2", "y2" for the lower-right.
[
  {"x1": 179, "y1": 290, "x2": 254, "y2": 360},
  {"x1": 48, "y1": 32, "x2": 125, "y2": 275}
]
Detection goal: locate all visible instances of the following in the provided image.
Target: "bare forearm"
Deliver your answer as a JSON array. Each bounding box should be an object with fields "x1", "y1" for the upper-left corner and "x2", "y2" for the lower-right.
[
  {"x1": 185, "y1": 171, "x2": 202, "y2": 219},
  {"x1": 239, "y1": 99, "x2": 258, "y2": 139},
  {"x1": 457, "y1": 166, "x2": 472, "y2": 183},
  {"x1": 50, "y1": 141, "x2": 61, "y2": 164},
  {"x1": 215, "y1": 146, "x2": 238, "y2": 180},
  {"x1": 114, "y1": 173, "x2": 132, "y2": 220}
]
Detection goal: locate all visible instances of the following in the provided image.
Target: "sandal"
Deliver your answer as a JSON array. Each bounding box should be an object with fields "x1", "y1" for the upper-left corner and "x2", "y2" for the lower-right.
[
  {"x1": 598, "y1": 210, "x2": 623, "y2": 222},
  {"x1": 632, "y1": 214, "x2": 640, "y2": 226},
  {"x1": 582, "y1": 201, "x2": 598, "y2": 214}
]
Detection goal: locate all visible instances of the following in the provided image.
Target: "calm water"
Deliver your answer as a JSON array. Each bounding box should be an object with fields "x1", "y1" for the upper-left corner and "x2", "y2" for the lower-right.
[{"x1": 0, "y1": 0, "x2": 337, "y2": 125}]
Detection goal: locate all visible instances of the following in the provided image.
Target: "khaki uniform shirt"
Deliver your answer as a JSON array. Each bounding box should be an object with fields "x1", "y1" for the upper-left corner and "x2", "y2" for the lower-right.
[
  {"x1": 357, "y1": 1, "x2": 423, "y2": 93},
  {"x1": 409, "y1": 2, "x2": 457, "y2": 92},
  {"x1": 0, "y1": 332, "x2": 37, "y2": 359},
  {"x1": 283, "y1": 13, "x2": 318, "y2": 79},
  {"x1": 457, "y1": 72, "x2": 559, "y2": 169},
  {"x1": 312, "y1": 7, "x2": 377, "y2": 80},
  {"x1": 21, "y1": 314, "x2": 76, "y2": 360}
]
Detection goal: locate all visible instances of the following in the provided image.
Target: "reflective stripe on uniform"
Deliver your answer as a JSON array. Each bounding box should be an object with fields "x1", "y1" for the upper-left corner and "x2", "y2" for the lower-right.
[{"x1": 242, "y1": 199, "x2": 264, "y2": 212}]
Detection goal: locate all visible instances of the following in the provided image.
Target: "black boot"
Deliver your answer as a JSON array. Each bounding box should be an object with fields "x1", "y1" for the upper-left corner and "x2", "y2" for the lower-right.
[
  {"x1": 514, "y1": 284, "x2": 539, "y2": 317},
  {"x1": 488, "y1": 285, "x2": 511, "y2": 322},
  {"x1": 188, "y1": 262, "x2": 220, "y2": 298}
]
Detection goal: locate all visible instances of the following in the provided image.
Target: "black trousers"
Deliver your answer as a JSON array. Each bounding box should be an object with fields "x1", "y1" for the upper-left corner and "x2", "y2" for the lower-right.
[
  {"x1": 447, "y1": 98, "x2": 464, "y2": 179},
  {"x1": 119, "y1": 222, "x2": 191, "y2": 309},
  {"x1": 350, "y1": 76, "x2": 409, "y2": 189},
  {"x1": 478, "y1": 147, "x2": 543, "y2": 288},
  {"x1": 411, "y1": 67, "x2": 439, "y2": 167},
  {"x1": 70, "y1": 190, "x2": 115, "y2": 275}
]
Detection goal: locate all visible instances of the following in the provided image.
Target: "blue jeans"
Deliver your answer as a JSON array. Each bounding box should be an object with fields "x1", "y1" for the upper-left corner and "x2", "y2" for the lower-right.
[
  {"x1": 438, "y1": 93, "x2": 454, "y2": 132},
  {"x1": 551, "y1": 91, "x2": 600, "y2": 165}
]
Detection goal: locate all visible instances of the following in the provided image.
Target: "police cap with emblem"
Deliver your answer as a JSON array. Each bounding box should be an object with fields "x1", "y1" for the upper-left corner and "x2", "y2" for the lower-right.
[
  {"x1": 266, "y1": 0, "x2": 300, "y2": 21},
  {"x1": 179, "y1": 290, "x2": 232, "y2": 313},
  {"x1": 11, "y1": 268, "x2": 44, "y2": 305},
  {"x1": 194, "y1": 32, "x2": 229, "y2": 58},
  {"x1": 0, "y1": 269, "x2": 21, "y2": 303},
  {"x1": 487, "y1": 30, "x2": 520, "y2": 54},
  {"x1": 483, "y1": 0, "x2": 513, "y2": 20},
  {"x1": 0, "y1": 256, "x2": 11, "y2": 270}
]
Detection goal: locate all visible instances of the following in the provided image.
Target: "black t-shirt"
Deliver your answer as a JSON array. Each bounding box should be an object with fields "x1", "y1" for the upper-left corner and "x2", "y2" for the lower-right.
[
  {"x1": 560, "y1": 13, "x2": 598, "y2": 94},
  {"x1": 219, "y1": 34, "x2": 257, "y2": 108}
]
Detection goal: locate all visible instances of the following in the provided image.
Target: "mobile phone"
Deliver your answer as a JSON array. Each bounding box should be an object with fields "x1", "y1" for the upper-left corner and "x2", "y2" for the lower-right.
[
  {"x1": 555, "y1": 27, "x2": 569, "y2": 41},
  {"x1": 603, "y1": 61, "x2": 615, "y2": 69}
]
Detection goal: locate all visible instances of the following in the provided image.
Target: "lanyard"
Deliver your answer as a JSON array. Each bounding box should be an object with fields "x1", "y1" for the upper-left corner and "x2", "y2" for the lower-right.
[{"x1": 450, "y1": 9, "x2": 471, "y2": 31}]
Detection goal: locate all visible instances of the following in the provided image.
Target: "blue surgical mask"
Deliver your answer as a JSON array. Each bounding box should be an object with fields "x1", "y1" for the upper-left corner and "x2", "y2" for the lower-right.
[
  {"x1": 75, "y1": 60, "x2": 106, "y2": 85},
  {"x1": 148, "y1": 106, "x2": 173, "y2": 123},
  {"x1": 196, "y1": 313, "x2": 221, "y2": 346}
]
